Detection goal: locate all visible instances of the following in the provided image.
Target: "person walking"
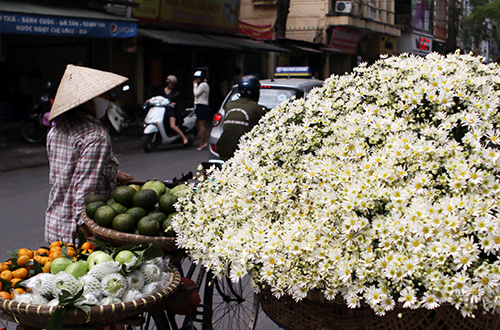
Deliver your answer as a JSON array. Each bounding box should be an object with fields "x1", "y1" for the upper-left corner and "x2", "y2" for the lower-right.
[
  {"x1": 45, "y1": 64, "x2": 133, "y2": 244},
  {"x1": 193, "y1": 70, "x2": 210, "y2": 150},
  {"x1": 216, "y1": 75, "x2": 267, "y2": 161}
]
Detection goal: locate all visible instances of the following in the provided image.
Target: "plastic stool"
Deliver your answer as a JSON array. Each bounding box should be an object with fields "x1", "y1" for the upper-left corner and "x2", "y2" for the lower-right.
[{"x1": 0, "y1": 103, "x2": 12, "y2": 123}]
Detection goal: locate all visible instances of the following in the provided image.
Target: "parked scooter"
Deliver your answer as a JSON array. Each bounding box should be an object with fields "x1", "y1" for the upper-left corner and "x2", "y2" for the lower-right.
[
  {"x1": 101, "y1": 85, "x2": 143, "y2": 135},
  {"x1": 20, "y1": 82, "x2": 53, "y2": 144},
  {"x1": 142, "y1": 95, "x2": 197, "y2": 153}
]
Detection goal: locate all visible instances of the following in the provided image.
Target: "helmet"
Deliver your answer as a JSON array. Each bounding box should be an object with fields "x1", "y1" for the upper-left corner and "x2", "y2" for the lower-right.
[
  {"x1": 238, "y1": 75, "x2": 260, "y2": 97},
  {"x1": 166, "y1": 75, "x2": 178, "y2": 85}
]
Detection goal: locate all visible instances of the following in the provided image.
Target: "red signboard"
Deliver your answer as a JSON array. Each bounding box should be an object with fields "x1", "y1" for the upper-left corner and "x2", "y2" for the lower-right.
[
  {"x1": 238, "y1": 20, "x2": 272, "y2": 40},
  {"x1": 329, "y1": 26, "x2": 361, "y2": 54}
]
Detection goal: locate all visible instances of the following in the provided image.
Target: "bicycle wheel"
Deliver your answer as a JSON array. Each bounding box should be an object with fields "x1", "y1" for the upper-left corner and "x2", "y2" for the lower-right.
[{"x1": 202, "y1": 271, "x2": 259, "y2": 330}]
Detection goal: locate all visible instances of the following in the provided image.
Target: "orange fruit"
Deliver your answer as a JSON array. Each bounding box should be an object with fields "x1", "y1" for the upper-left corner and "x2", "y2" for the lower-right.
[
  {"x1": 81, "y1": 249, "x2": 94, "y2": 255},
  {"x1": 34, "y1": 255, "x2": 44, "y2": 264},
  {"x1": 50, "y1": 245, "x2": 62, "y2": 252},
  {"x1": 34, "y1": 248, "x2": 49, "y2": 256},
  {"x1": 35, "y1": 256, "x2": 50, "y2": 266},
  {"x1": 50, "y1": 241, "x2": 63, "y2": 247},
  {"x1": 49, "y1": 251, "x2": 62, "y2": 260},
  {"x1": 12, "y1": 268, "x2": 28, "y2": 279},
  {"x1": 17, "y1": 255, "x2": 31, "y2": 267},
  {"x1": 0, "y1": 281, "x2": 2, "y2": 291},
  {"x1": 0, "y1": 291, "x2": 11, "y2": 300},
  {"x1": 42, "y1": 261, "x2": 51, "y2": 273},
  {"x1": 18, "y1": 248, "x2": 33, "y2": 259},
  {"x1": 65, "y1": 247, "x2": 76, "y2": 257},
  {"x1": 10, "y1": 278, "x2": 22, "y2": 287},
  {"x1": 0, "y1": 270, "x2": 13, "y2": 281},
  {"x1": 11, "y1": 288, "x2": 24, "y2": 296},
  {"x1": 81, "y1": 242, "x2": 95, "y2": 251},
  {"x1": 0, "y1": 263, "x2": 9, "y2": 272}
]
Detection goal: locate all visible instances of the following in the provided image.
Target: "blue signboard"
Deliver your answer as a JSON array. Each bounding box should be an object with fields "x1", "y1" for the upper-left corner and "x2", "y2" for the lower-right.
[
  {"x1": 0, "y1": 12, "x2": 137, "y2": 38},
  {"x1": 275, "y1": 66, "x2": 311, "y2": 77}
]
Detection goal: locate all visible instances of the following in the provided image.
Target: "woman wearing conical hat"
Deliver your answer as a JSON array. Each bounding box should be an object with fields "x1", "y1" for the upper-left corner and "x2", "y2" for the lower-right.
[{"x1": 45, "y1": 65, "x2": 133, "y2": 244}]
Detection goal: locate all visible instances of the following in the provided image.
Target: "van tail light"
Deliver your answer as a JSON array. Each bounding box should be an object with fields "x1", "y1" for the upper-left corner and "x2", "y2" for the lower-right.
[{"x1": 212, "y1": 113, "x2": 223, "y2": 127}]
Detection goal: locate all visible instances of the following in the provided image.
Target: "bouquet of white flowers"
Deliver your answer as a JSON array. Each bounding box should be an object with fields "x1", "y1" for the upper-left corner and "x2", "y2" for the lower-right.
[{"x1": 173, "y1": 51, "x2": 500, "y2": 318}]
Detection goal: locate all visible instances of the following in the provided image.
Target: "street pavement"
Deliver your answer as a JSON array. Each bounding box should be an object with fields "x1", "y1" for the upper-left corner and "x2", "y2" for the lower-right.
[{"x1": 0, "y1": 123, "x2": 143, "y2": 173}]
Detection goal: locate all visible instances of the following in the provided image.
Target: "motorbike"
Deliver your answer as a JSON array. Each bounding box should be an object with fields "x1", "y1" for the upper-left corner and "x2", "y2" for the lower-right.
[
  {"x1": 101, "y1": 85, "x2": 143, "y2": 135},
  {"x1": 20, "y1": 82, "x2": 53, "y2": 144},
  {"x1": 142, "y1": 95, "x2": 197, "y2": 153}
]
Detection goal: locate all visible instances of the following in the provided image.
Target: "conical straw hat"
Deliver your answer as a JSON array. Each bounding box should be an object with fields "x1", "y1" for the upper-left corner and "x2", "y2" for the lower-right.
[{"x1": 49, "y1": 64, "x2": 128, "y2": 121}]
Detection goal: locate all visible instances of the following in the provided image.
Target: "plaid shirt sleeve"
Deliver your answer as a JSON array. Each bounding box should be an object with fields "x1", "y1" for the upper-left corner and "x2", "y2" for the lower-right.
[{"x1": 72, "y1": 135, "x2": 117, "y2": 227}]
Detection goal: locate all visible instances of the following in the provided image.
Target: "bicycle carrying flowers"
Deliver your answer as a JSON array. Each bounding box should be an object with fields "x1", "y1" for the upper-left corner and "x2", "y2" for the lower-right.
[{"x1": 173, "y1": 51, "x2": 500, "y2": 320}]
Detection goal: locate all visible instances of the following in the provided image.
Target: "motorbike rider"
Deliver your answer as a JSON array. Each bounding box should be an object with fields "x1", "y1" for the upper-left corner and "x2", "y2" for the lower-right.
[
  {"x1": 216, "y1": 75, "x2": 267, "y2": 161},
  {"x1": 162, "y1": 75, "x2": 188, "y2": 145},
  {"x1": 145, "y1": 75, "x2": 188, "y2": 145}
]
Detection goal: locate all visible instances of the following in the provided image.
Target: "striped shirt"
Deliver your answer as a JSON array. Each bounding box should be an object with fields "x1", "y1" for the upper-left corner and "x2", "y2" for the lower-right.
[{"x1": 45, "y1": 110, "x2": 118, "y2": 243}]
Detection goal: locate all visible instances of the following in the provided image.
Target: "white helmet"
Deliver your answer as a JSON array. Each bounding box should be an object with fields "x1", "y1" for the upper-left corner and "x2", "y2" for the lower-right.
[{"x1": 166, "y1": 75, "x2": 178, "y2": 85}]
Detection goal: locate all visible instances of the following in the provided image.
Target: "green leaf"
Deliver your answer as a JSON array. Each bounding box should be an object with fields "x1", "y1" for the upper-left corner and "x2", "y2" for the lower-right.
[
  {"x1": 57, "y1": 288, "x2": 85, "y2": 307},
  {"x1": 76, "y1": 230, "x2": 87, "y2": 249},
  {"x1": 142, "y1": 245, "x2": 165, "y2": 260},
  {"x1": 46, "y1": 306, "x2": 67, "y2": 330},
  {"x1": 0, "y1": 277, "x2": 11, "y2": 291}
]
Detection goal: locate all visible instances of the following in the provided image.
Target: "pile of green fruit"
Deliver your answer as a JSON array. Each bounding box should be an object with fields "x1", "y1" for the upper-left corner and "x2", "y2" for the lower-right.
[{"x1": 85, "y1": 181, "x2": 189, "y2": 237}]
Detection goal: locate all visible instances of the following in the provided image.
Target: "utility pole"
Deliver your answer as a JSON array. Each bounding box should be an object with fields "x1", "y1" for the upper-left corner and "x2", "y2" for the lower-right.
[
  {"x1": 446, "y1": 0, "x2": 459, "y2": 53},
  {"x1": 274, "y1": 0, "x2": 291, "y2": 38}
]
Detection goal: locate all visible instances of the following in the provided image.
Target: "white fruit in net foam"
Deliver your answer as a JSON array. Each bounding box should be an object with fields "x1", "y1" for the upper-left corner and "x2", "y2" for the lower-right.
[
  {"x1": 31, "y1": 293, "x2": 50, "y2": 305},
  {"x1": 122, "y1": 289, "x2": 144, "y2": 302},
  {"x1": 100, "y1": 296, "x2": 122, "y2": 305},
  {"x1": 101, "y1": 273, "x2": 127, "y2": 298},
  {"x1": 24, "y1": 273, "x2": 56, "y2": 298},
  {"x1": 87, "y1": 261, "x2": 120, "y2": 280},
  {"x1": 126, "y1": 269, "x2": 145, "y2": 290},
  {"x1": 13, "y1": 292, "x2": 33, "y2": 304},
  {"x1": 140, "y1": 263, "x2": 161, "y2": 283},
  {"x1": 79, "y1": 274, "x2": 102, "y2": 297},
  {"x1": 157, "y1": 271, "x2": 172, "y2": 290},
  {"x1": 52, "y1": 271, "x2": 80, "y2": 297},
  {"x1": 142, "y1": 282, "x2": 162, "y2": 296},
  {"x1": 75, "y1": 294, "x2": 100, "y2": 306}
]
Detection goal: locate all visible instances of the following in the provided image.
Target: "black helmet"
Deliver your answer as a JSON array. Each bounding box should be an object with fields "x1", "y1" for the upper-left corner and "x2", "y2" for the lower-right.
[{"x1": 238, "y1": 75, "x2": 260, "y2": 97}]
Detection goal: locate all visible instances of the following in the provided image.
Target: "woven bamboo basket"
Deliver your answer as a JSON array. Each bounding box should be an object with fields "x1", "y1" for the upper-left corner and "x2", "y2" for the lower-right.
[
  {"x1": 258, "y1": 287, "x2": 500, "y2": 330},
  {"x1": 82, "y1": 212, "x2": 185, "y2": 262},
  {"x1": 0, "y1": 266, "x2": 181, "y2": 327}
]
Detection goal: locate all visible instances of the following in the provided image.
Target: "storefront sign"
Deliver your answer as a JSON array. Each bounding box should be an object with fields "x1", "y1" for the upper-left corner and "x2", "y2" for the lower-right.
[
  {"x1": 398, "y1": 32, "x2": 433, "y2": 56},
  {"x1": 0, "y1": 12, "x2": 137, "y2": 37},
  {"x1": 238, "y1": 20, "x2": 272, "y2": 40},
  {"x1": 329, "y1": 26, "x2": 360, "y2": 54},
  {"x1": 132, "y1": 0, "x2": 240, "y2": 33}
]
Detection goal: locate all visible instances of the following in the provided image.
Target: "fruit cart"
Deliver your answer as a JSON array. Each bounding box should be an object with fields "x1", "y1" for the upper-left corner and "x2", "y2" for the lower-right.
[
  {"x1": 81, "y1": 173, "x2": 259, "y2": 330},
  {"x1": 0, "y1": 266, "x2": 181, "y2": 330}
]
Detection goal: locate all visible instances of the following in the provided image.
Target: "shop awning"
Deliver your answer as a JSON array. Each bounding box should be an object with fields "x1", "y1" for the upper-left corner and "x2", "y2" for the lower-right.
[
  {"x1": 0, "y1": 0, "x2": 137, "y2": 38},
  {"x1": 292, "y1": 45, "x2": 323, "y2": 54},
  {"x1": 138, "y1": 29, "x2": 240, "y2": 50},
  {"x1": 138, "y1": 28, "x2": 288, "y2": 52},
  {"x1": 205, "y1": 35, "x2": 289, "y2": 52}
]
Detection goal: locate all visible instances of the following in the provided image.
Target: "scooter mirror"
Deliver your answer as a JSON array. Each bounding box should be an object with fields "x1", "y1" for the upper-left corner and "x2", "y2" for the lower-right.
[{"x1": 122, "y1": 85, "x2": 130, "y2": 92}]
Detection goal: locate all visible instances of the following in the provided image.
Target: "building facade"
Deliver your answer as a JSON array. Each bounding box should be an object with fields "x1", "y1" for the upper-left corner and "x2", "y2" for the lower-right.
[{"x1": 239, "y1": 0, "x2": 401, "y2": 77}]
